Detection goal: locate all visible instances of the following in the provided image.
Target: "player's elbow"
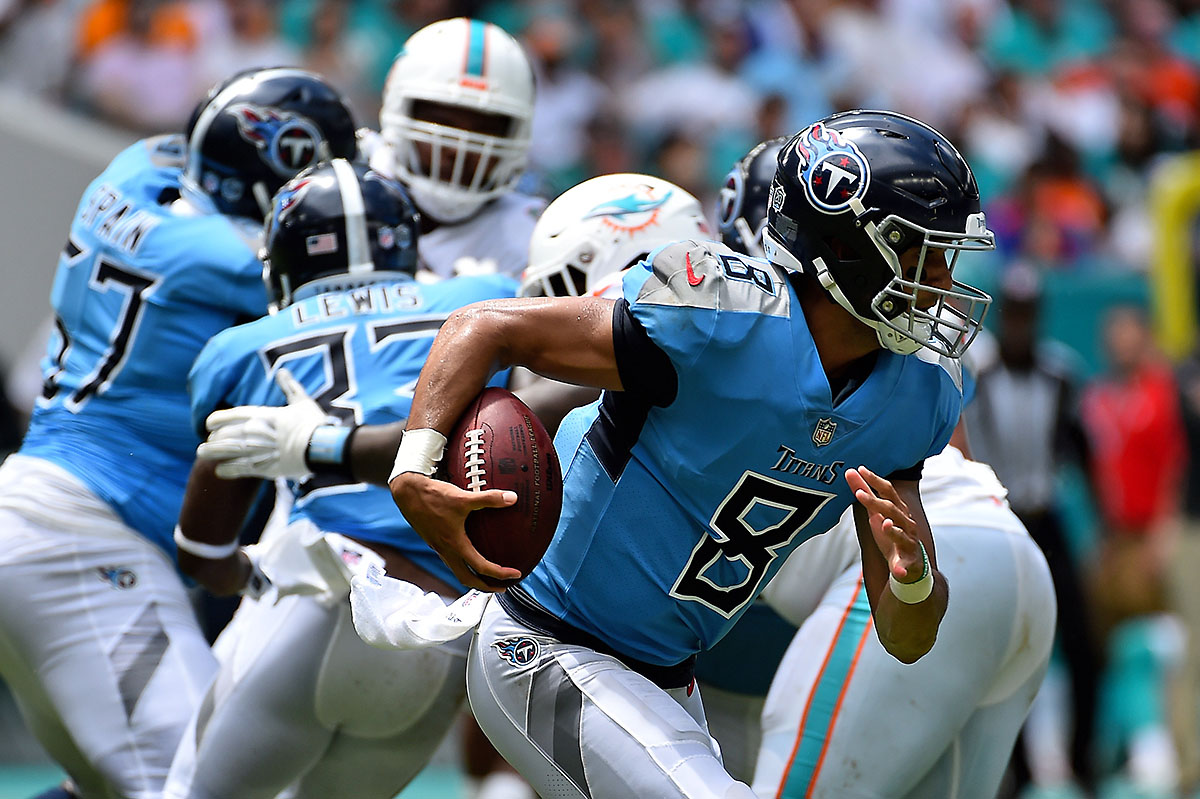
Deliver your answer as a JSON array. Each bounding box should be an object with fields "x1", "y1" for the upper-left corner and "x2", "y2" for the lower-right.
[{"x1": 877, "y1": 629, "x2": 938, "y2": 664}]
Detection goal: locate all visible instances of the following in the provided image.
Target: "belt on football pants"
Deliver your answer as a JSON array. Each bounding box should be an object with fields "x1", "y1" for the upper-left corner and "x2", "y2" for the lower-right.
[{"x1": 497, "y1": 588, "x2": 697, "y2": 689}]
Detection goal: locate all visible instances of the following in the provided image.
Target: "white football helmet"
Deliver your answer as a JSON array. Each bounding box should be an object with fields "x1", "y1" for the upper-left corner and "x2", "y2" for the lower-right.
[
  {"x1": 380, "y1": 18, "x2": 534, "y2": 224},
  {"x1": 520, "y1": 173, "x2": 712, "y2": 297}
]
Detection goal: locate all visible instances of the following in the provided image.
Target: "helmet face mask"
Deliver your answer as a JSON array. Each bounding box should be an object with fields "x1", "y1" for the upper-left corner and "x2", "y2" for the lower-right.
[
  {"x1": 519, "y1": 173, "x2": 712, "y2": 298},
  {"x1": 380, "y1": 19, "x2": 534, "y2": 224},
  {"x1": 184, "y1": 67, "x2": 358, "y2": 221},
  {"x1": 763, "y1": 111, "x2": 995, "y2": 359},
  {"x1": 262, "y1": 159, "x2": 420, "y2": 311}
]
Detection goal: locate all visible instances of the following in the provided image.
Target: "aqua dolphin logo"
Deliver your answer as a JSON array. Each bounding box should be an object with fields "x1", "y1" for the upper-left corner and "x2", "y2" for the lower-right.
[
  {"x1": 585, "y1": 187, "x2": 674, "y2": 233},
  {"x1": 792, "y1": 122, "x2": 870, "y2": 214}
]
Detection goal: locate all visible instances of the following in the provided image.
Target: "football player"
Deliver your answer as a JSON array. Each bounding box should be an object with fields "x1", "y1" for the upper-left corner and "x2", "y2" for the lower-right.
[
  {"x1": 752, "y1": 425, "x2": 1056, "y2": 798},
  {"x1": 363, "y1": 17, "x2": 545, "y2": 281},
  {"x1": 162, "y1": 159, "x2": 517, "y2": 799},
  {"x1": 0, "y1": 68, "x2": 357, "y2": 799},
  {"x1": 382, "y1": 110, "x2": 995, "y2": 798}
]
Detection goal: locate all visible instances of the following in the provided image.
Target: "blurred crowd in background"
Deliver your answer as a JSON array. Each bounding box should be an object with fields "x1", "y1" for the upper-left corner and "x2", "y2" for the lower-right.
[{"x1": 1, "y1": 0, "x2": 1200, "y2": 797}]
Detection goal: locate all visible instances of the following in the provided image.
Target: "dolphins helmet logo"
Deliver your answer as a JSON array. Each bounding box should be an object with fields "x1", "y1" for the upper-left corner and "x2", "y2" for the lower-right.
[
  {"x1": 228, "y1": 103, "x2": 323, "y2": 177},
  {"x1": 585, "y1": 185, "x2": 674, "y2": 234},
  {"x1": 493, "y1": 636, "x2": 539, "y2": 667},
  {"x1": 792, "y1": 122, "x2": 871, "y2": 215}
]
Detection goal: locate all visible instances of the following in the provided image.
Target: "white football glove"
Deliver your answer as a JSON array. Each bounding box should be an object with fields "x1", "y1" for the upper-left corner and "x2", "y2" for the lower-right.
[{"x1": 198, "y1": 368, "x2": 333, "y2": 480}]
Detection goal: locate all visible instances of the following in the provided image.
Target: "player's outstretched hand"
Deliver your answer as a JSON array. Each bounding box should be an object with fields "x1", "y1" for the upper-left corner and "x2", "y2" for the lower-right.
[
  {"x1": 389, "y1": 472, "x2": 522, "y2": 591},
  {"x1": 199, "y1": 368, "x2": 331, "y2": 480},
  {"x1": 846, "y1": 465, "x2": 924, "y2": 582}
]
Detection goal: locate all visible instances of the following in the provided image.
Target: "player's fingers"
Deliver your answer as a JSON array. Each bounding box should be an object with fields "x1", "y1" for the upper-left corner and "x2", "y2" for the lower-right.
[
  {"x1": 465, "y1": 489, "x2": 519, "y2": 510},
  {"x1": 275, "y1": 368, "x2": 310, "y2": 405},
  {"x1": 459, "y1": 548, "x2": 522, "y2": 589},
  {"x1": 856, "y1": 466, "x2": 907, "y2": 511},
  {"x1": 205, "y1": 407, "x2": 259, "y2": 431}
]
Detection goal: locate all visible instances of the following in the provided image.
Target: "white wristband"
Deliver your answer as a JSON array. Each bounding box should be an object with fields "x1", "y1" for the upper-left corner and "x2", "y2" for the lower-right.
[
  {"x1": 888, "y1": 541, "x2": 934, "y2": 604},
  {"x1": 389, "y1": 428, "x2": 448, "y2": 482},
  {"x1": 173, "y1": 526, "x2": 239, "y2": 560}
]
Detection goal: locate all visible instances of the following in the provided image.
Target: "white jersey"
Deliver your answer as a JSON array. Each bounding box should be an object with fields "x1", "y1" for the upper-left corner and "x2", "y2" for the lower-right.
[{"x1": 363, "y1": 129, "x2": 544, "y2": 280}]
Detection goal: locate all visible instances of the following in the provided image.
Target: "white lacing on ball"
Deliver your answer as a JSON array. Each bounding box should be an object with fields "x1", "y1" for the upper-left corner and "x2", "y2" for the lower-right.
[{"x1": 464, "y1": 429, "x2": 488, "y2": 491}]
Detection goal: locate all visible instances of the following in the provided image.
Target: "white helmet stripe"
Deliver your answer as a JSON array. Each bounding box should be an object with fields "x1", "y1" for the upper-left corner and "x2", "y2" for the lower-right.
[
  {"x1": 331, "y1": 158, "x2": 371, "y2": 274},
  {"x1": 186, "y1": 67, "x2": 314, "y2": 186}
]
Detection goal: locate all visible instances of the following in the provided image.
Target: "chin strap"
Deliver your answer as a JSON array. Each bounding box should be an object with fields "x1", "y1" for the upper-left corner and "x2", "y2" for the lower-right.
[{"x1": 811, "y1": 255, "x2": 922, "y2": 355}]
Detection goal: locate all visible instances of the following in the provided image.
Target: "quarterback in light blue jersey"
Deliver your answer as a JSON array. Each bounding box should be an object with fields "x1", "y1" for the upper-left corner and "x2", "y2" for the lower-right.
[
  {"x1": 0, "y1": 68, "x2": 357, "y2": 799},
  {"x1": 164, "y1": 159, "x2": 517, "y2": 799},
  {"x1": 386, "y1": 111, "x2": 997, "y2": 799}
]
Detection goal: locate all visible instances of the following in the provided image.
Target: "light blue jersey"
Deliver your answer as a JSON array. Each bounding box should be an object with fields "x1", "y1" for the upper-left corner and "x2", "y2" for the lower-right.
[
  {"x1": 20, "y1": 136, "x2": 268, "y2": 557},
  {"x1": 513, "y1": 240, "x2": 962, "y2": 667},
  {"x1": 189, "y1": 275, "x2": 517, "y2": 592}
]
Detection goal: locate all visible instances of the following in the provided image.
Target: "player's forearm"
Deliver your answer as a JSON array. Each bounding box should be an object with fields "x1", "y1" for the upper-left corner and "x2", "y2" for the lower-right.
[
  {"x1": 345, "y1": 421, "x2": 407, "y2": 485},
  {"x1": 866, "y1": 566, "x2": 949, "y2": 663},
  {"x1": 175, "y1": 458, "x2": 260, "y2": 594},
  {"x1": 406, "y1": 297, "x2": 620, "y2": 434}
]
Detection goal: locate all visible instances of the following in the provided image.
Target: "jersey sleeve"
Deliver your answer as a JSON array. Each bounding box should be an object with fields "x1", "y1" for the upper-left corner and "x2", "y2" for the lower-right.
[
  {"x1": 620, "y1": 241, "x2": 720, "y2": 372},
  {"x1": 187, "y1": 327, "x2": 259, "y2": 437}
]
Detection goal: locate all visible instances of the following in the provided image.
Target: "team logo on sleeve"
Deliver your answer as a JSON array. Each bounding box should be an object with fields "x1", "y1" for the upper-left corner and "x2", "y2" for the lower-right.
[
  {"x1": 584, "y1": 186, "x2": 674, "y2": 233},
  {"x1": 493, "y1": 636, "x2": 539, "y2": 667},
  {"x1": 96, "y1": 566, "x2": 137, "y2": 590},
  {"x1": 792, "y1": 122, "x2": 870, "y2": 214},
  {"x1": 812, "y1": 417, "x2": 837, "y2": 447},
  {"x1": 228, "y1": 103, "x2": 322, "y2": 176}
]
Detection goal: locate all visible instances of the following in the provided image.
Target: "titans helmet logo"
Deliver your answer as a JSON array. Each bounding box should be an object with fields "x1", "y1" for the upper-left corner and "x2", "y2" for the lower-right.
[
  {"x1": 792, "y1": 122, "x2": 871, "y2": 215},
  {"x1": 493, "y1": 636, "x2": 539, "y2": 667},
  {"x1": 273, "y1": 177, "x2": 312, "y2": 220},
  {"x1": 584, "y1": 186, "x2": 674, "y2": 234},
  {"x1": 228, "y1": 103, "x2": 323, "y2": 177}
]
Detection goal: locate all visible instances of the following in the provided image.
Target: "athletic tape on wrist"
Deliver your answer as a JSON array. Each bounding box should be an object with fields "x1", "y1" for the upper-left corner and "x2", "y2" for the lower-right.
[
  {"x1": 307, "y1": 425, "x2": 352, "y2": 466},
  {"x1": 888, "y1": 541, "x2": 934, "y2": 604},
  {"x1": 173, "y1": 526, "x2": 239, "y2": 560},
  {"x1": 389, "y1": 428, "x2": 447, "y2": 482}
]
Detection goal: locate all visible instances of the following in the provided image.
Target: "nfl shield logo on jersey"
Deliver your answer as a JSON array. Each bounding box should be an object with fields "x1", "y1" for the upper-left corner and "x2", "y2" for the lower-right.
[
  {"x1": 494, "y1": 636, "x2": 539, "y2": 667},
  {"x1": 812, "y1": 417, "x2": 837, "y2": 447}
]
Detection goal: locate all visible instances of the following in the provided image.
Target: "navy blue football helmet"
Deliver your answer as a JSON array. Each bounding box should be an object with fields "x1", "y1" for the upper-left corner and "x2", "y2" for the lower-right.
[
  {"x1": 263, "y1": 159, "x2": 420, "y2": 310},
  {"x1": 184, "y1": 67, "x2": 358, "y2": 220},
  {"x1": 762, "y1": 110, "x2": 994, "y2": 358},
  {"x1": 716, "y1": 137, "x2": 786, "y2": 258}
]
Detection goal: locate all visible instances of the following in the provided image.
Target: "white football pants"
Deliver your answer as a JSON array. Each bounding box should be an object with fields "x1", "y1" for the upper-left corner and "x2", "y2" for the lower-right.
[
  {"x1": 0, "y1": 455, "x2": 217, "y2": 799},
  {"x1": 467, "y1": 599, "x2": 757, "y2": 799},
  {"x1": 753, "y1": 521, "x2": 1056, "y2": 799}
]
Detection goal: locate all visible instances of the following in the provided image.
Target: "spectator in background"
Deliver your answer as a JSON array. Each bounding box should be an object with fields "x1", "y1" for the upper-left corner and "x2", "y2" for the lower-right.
[
  {"x1": 965, "y1": 263, "x2": 1099, "y2": 794},
  {"x1": 0, "y1": 0, "x2": 79, "y2": 99},
  {"x1": 301, "y1": 0, "x2": 379, "y2": 120},
  {"x1": 1082, "y1": 306, "x2": 1185, "y2": 642},
  {"x1": 1167, "y1": 341, "x2": 1200, "y2": 795},
  {"x1": 74, "y1": 0, "x2": 200, "y2": 131},
  {"x1": 195, "y1": 0, "x2": 301, "y2": 94},
  {"x1": 1080, "y1": 305, "x2": 1186, "y2": 793},
  {"x1": 522, "y1": 13, "x2": 609, "y2": 185}
]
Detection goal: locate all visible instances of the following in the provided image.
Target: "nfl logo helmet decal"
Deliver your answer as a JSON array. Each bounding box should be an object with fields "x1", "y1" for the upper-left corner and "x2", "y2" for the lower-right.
[
  {"x1": 792, "y1": 122, "x2": 871, "y2": 215},
  {"x1": 812, "y1": 417, "x2": 837, "y2": 447},
  {"x1": 494, "y1": 636, "x2": 540, "y2": 667},
  {"x1": 228, "y1": 103, "x2": 323, "y2": 177}
]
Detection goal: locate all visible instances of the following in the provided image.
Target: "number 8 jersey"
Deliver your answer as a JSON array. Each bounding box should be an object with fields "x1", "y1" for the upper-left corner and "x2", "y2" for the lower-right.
[
  {"x1": 20, "y1": 136, "x2": 268, "y2": 557},
  {"x1": 511, "y1": 239, "x2": 963, "y2": 667}
]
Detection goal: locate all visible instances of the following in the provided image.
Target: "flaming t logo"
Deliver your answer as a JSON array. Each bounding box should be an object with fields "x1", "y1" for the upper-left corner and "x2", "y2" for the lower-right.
[{"x1": 792, "y1": 122, "x2": 871, "y2": 214}]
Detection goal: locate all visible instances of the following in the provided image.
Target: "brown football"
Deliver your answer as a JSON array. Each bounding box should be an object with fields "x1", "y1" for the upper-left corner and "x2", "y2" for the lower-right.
[{"x1": 445, "y1": 387, "x2": 562, "y2": 586}]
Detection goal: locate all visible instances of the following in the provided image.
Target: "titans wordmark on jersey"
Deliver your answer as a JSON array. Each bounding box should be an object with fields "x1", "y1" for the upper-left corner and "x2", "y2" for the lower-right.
[
  {"x1": 511, "y1": 240, "x2": 963, "y2": 667},
  {"x1": 188, "y1": 274, "x2": 517, "y2": 591},
  {"x1": 20, "y1": 135, "x2": 267, "y2": 557}
]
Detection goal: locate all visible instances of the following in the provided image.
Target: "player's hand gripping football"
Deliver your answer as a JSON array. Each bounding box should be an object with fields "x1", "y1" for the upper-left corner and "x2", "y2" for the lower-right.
[
  {"x1": 389, "y1": 471, "x2": 521, "y2": 591},
  {"x1": 198, "y1": 369, "x2": 332, "y2": 480},
  {"x1": 846, "y1": 466, "x2": 925, "y2": 583}
]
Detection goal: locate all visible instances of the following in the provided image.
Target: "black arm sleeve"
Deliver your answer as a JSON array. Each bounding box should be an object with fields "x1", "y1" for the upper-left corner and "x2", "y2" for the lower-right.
[
  {"x1": 611, "y1": 298, "x2": 678, "y2": 408},
  {"x1": 887, "y1": 459, "x2": 925, "y2": 482}
]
